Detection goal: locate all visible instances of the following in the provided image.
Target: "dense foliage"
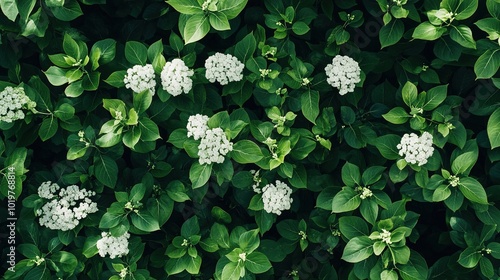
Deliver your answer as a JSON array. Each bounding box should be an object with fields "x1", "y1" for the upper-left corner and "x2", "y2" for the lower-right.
[{"x1": 1, "y1": 0, "x2": 500, "y2": 279}]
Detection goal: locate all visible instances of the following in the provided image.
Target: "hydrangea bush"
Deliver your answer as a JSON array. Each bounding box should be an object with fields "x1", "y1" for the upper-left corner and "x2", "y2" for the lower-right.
[{"x1": 1, "y1": 0, "x2": 500, "y2": 279}]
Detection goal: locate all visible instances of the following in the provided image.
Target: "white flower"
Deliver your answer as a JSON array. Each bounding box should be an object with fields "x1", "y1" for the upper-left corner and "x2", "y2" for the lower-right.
[
  {"x1": 197, "y1": 127, "x2": 233, "y2": 165},
  {"x1": 324, "y1": 55, "x2": 361, "y2": 95},
  {"x1": 123, "y1": 64, "x2": 156, "y2": 94},
  {"x1": 96, "y1": 232, "x2": 130, "y2": 259},
  {"x1": 205, "y1": 52, "x2": 244, "y2": 85},
  {"x1": 187, "y1": 114, "x2": 210, "y2": 140},
  {"x1": 397, "y1": 131, "x2": 434, "y2": 166},
  {"x1": 0, "y1": 86, "x2": 36, "y2": 123},
  {"x1": 160, "y1": 58, "x2": 194, "y2": 96},
  {"x1": 261, "y1": 180, "x2": 293, "y2": 215},
  {"x1": 359, "y1": 187, "x2": 373, "y2": 199},
  {"x1": 380, "y1": 229, "x2": 392, "y2": 244},
  {"x1": 36, "y1": 182, "x2": 98, "y2": 231}
]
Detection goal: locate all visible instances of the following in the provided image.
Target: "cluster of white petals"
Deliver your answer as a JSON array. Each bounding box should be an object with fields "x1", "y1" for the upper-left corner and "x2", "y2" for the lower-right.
[
  {"x1": 186, "y1": 114, "x2": 210, "y2": 140},
  {"x1": 36, "y1": 182, "x2": 98, "y2": 231},
  {"x1": 198, "y1": 127, "x2": 233, "y2": 165},
  {"x1": 96, "y1": 232, "x2": 130, "y2": 259},
  {"x1": 324, "y1": 55, "x2": 361, "y2": 95},
  {"x1": 0, "y1": 86, "x2": 36, "y2": 123},
  {"x1": 261, "y1": 180, "x2": 293, "y2": 215},
  {"x1": 205, "y1": 52, "x2": 244, "y2": 85},
  {"x1": 161, "y1": 58, "x2": 194, "y2": 96},
  {"x1": 123, "y1": 64, "x2": 156, "y2": 94},
  {"x1": 397, "y1": 131, "x2": 434, "y2": 166}
]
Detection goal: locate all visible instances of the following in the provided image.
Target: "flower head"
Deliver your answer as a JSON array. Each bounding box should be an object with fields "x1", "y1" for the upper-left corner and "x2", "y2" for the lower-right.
[
  {"x1": 96, "y1": 232, "x2": 130, "y2": 259},
  {"x1": 324, "y1": 55, "x2": 361, "y2": 95},
  {"x1": 397, "y1": 131, "x2": 434, "y2": 166},
  {"x1": 0, "y1": 86, "x2": 36, "y2": 123},
  {"x1": 36, "y1": 182, "x2": 98, "y2": 231},
  {"x1": 205, "y1": 52, "x2": 244, "y2": 85},
  {"x1": 197, "y1": 127, "x2": 233, "y2": 165},
  {"x1": 261, "y1": 180, "x2": 293, "y2": 215},
  {"x1": 160, "y1": 58, "x2": 194, "y2": 96},
  {"x1": 123, "y1": 64, "x2": 156, "y2": 94},
  {"x1": 187, "y1": 114, "x2": 210, "y2": 140}
]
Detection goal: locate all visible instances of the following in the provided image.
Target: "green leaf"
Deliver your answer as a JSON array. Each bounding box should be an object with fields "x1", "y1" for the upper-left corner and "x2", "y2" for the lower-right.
[
  {"x1": 399, "y1": 251, "x2": 429, "y2": 280},
  {"x1": 186, "y1": 255, "x2": 202, "y2": 274},
  {"x1": 166, "y1": 0, "x2": 202, "y2": 15},
  {"x1": 104, "y1": 71, "x2": 126, "y2": 88},
  {"x1": 183, "y1": 14, "x2": 210, "y2": 44},
  {"x1": 82, "y1": 72, "x2": 100, "y2": 91},
  {"x1": 182, "y1": 216, "x2": 200, "y2": 237},
  {"x1": 379, "y1": 19, "x2": 404, "y2": 48},
  {"x1": 474, "y1": 49, "x2": 500, "y2": 79},
  {"x1": 51, "y1": 251, "x2": 78, "y2": 273},
  {"x1": 441, "y1": 0, "x2": 478, "y2": 20},
  {"x1": 339, "y1": 216, "x2": 369, "y2": 239},
  {"x1": 221, "y1": 262, "x2": 243, "y2": 280},
  {"x1": 374, "y1": 134, "x2": 401, "y2": 160},
  {"x1": 342, "y1": 162, "x2": 361, "y2": 187},
  {"x1": 134, "y1": 91, "x2": 153, "y2": 114},
  {"x1": 54, "y1": 103, "x2": 75, "y2": 121},
  {"x1": 458, "y1": 177, "x2": 488, "y2": 204},
  {"x1": 131, "y1": 212, "x2": 160, "y2": 232},
  {"x1": 458, "y1": 247, "x2": 481, "y2": 268},
  {"x1": 125, "y1": 41, "x2": 148, "y2": 65},
  {"x1": 362, "y1": 166, "x2": 386, "y2": 185},
  {"x1": 139, "y1": 117, "x2": 161, "y2": 141},
  {"x1": 218, "y1": 0, "x2": 248, "y2": 19},
  {"x1": 292, "y1": 21, "x2": 310, "y2": 35},
  {"x1": 189, "y1": 162, "x2": 212, "y2": 189},
  {"x1": 94, "y1": 154, "x2": 118, "y2": 188},
  {"x1": 449, "y1": 25, "x2": 476, "y2": 49},
  {"x1": 487, "y1": 107, "x2": 500, "y2": 149},
  {"x1": 401, "y1": 81, "x2": 418, "y2": 107},
  {"x1": 301, "y1": 89, "x2": 320, "y2": 124},
  {"x1": 0, "y1": 0, "x2": 18, "y2": 21},
  {"x1": 245, "y1": 252, "x2": 272, "y2": 274},
  {"x1": 17, "y1": 244, "x2": 40, "y2": 259},
  {"x1": 451, "y1": 152, "x2": 478, "y2": 175},
  {"x1": 99, "y1": 212, "x2": 125, "y2": 228},
  {"x1": 82, "y1": 236, "x2": 100, "y2": 258},
  {"x1": 239, "y1": 229, "x2": 260, "y2": 253},
  {"x1": 50, "y1": 0, "x2": 83, "y2": 21},
  {"x1": 209, "y1": 12, "x2": 230, "y2": 31},
  {"x1": 91, "y1": 39, "x2": 116, "y2": 69},
  {"x1": 480, "y1": 257, "x2": 494, "y2": 278},
  {"x1": 423, "y1": 84, "x2": 448, "y2": 110},
  {"x1": 341, "y1": 236, "x2": 374, "y2": 263},
  {"x1": 382, "y1": 107, "x2": 410, "y2": 124},
  {"x1": 432, "y1": 184, "x2": 451, "y2": 202},
  {"x1": 39, "y1": 117, "x2": 58, "y2": 141},
  {"x1": 332, "y1": 188, "x2": 361, "y2": 213},
  {"x1": 44, "y1": 66, "x2": 69, "y2": 86},
  {"x1": 231, "y1": 140, "x2": 264, "y2": 164},
  {"x1": 123, "y1": 127, "x2": 141, "y2": 149},
  {"x1": 169, "y1": 32, "x2": 184, "y2": 53},
  {"x1": 235, "y1": 32, "x2": 256, "y2": 63},
  {"x1": 412, "y1": 21, "x2": 446, "y2": 41}
]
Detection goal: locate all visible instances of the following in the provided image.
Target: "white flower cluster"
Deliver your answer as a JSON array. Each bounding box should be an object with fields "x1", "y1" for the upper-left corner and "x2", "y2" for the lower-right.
[
  {"x1": 96, "y1": 232, "x2": 130, "y2": 259},
  {"x1": 359, "y1": 187, "x2": 373, "y2": 200},
  {"x1": 198, "y1": 127, "x2": 233, "y2": 165},
  {"x1": 261, "y1": 180, "x2": 293, "y2": 215},
  {"x1": 123, "y1": 64, "x2": 156, "y2": 94},
  {"x1": 324, "y1": 55, "x2": 361, "y2": 95},
  {"x1": 161, "y1": 58, "x2": 194, "y2": 96},
  {"x1": 0, "y1": 86, "x2": 35, "y2": 123},
  {"x1": 380, "y1": 229, "x2": 392, "y2": 244},
  {"x1": 186, "y1": 114, "x2": 210, "y2": 140},
  {"x1": 397, "y1": 131, "x2": 434, "y2": 166},
  {"x1": 36, "y1": 182, "x2": 98, "y2": 231},
  {"x1": 205, "y1": 52, "x2": 244, "y2": 85}
]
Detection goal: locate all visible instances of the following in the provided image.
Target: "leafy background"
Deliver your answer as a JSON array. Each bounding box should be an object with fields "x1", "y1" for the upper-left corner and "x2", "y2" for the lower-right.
[{"x1": 1, "y1": 0, "x2": 500, "y2": 279}]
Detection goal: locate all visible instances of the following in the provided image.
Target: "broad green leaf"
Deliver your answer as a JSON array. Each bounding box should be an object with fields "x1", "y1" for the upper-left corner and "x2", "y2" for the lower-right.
[
  {"x1": 301, "y1": 89, "x2": 320, "y2": 124},
  {"x1": 44, "y1": 66, "x2": 69, "y2": 86},
  {"x1": 412, "y1": 22, "x2": 446, "y2": 41},
  {"x1": 189, "y1": 162, "x2": 212, "y2": 189},
  {"x1": 487, "y1": 107, "x2": 500, "y2": 149},
  {"x1": 0, "y1": 0, "x2": 18, "y2": 21},
  {"x1": 245, "y1": 252, "x2": 272, "y2": 274},
  {"x1": 94, "y1": 154, "x2": 118, "y2": 188},
  {"x1": 379, "y1": 19, "x2": 404, "y2": 48},
  {"x1": 423, "y1": 84, "x2": 448, "y2": 110},
  {"x1": 221, "y1": 262, "x2": 243, "y2": 280},
  {"x1": 166, "y1": 0, "x2": 202, "y2": 15},
  {"x1": 474, "y1": 49, "x2": 500, "y2": 79},
  {"x1": 441, "y1": 0, "x2": 478, "y2": 20},
  {"x1": 82, "y1": 72, "x2": 100, "y2": 91},
  {"x1": 292, "y1": 21, "x2": 310, "y2": 35},
  {"x1": 231, "y1": 140, "x2": 264, "y2": 164},
  {"x1": 331, "y1": 188, "x2": 361, "y2": 213},
  {"x1": 50, "y1": 0, "x2": 83, "y2": 21},
  {"x1": 235, "y1": 32, "x2": 256, "y2": 63},
  {"x1": 458, "y1": 177, "x2": 488, "y2": 204},
  {"x1": 432, "y1": 185, "x2": 451, "y2": 202},
  {"x1": 131, "y1": 212, "x2": 160, "y2": 232},
  {"x1": 82, "y1": 236, "x2": 100, "y2": 258},
  {"x1": 342, "y1": 162, "x2": 361, "y2": 187},
  {"x1": 39, "y1": 116, "x2": 58, "y2": 141},
  {"x1": 458, "y1": 247, "x2": 481, "y2": 268},
  {"x1": 449, "y1": 25, "x2": 476, "y2": 49},
  {"x1": 104, "y1": 71, "x2": 126, "y2": 88},
  {"x1": 139, "y1": 117, "x2": 161, "y2": 141},
  {"x1": 134, "y1": 91, "x2": 153, "y2": 114},
  {"x1": 125, "y1": 41, "x2": 148, "y2": 65},
  {"x1": 374, "y1": 134, "x2": 401, "y2": 160},
  {"x1": 218, "y1": 0, "x2": 248, "y2": 19},
  {"x1": 209, "y1": 12, "x2": 230, "y2": 31},
  {"x1": 451, "y1": 152, "x2": 478, "y2": 174},
  {"x1": 183, "y1": 14, "x2": 210, "y2": 44},
  {"x1": 239, "y1": 229, "x2": 260, "y2": 253},
  {"x1": 382, "y1": 107, "x2": 410, "y2": 124},
  {"x1": 51, "y1": 251, "x2": 78, "y2": 273},
  {"x1": 339, "y1": 216, "x2": 369, "y2": 239},
  {"x1": 341, "y1": 236, "x2": 374, "y2": 263},
  {"x1": 17, "y1": 244, "x2": 40, "y2": 259},
  {"x1": 67, "y1": 144, "x2": 88, "y2": 160}
]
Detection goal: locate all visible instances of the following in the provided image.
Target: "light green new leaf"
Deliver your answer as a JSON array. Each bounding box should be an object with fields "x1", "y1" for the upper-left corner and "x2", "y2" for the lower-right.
[
  {"x1": 412, "y1": 22, "x2": 446, "y2": 41},
  {"x1": 51, "y1": 0, "x2": 83, "y2": 21},
  {"x1": 167, "y1": 0, "x2": 202, "y2": 15},
  {"x1": 341, "y1": 236, "x2": 374, "y2": 263},
  {"x1": 487, "y1": 107, "x2": 500, "y2": 149},
  {"x1": 221, "y1": 262, "x2": 243, "y2": 280},
  {"x1": 44, "y1": 66, "x2": 69, "y2": 86},
  {"x1": 209, "y1": 12, "x2": 230, "y2": 31},
  {"x1": 0, "y1": 0, "x2": 18, "y2": 21},
  {"x1": 218, "y1": 0, "x2": 248, "y2": 19},
  {"x1": 183, "y1": 14, "x2": 210, "y2": 44}
]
